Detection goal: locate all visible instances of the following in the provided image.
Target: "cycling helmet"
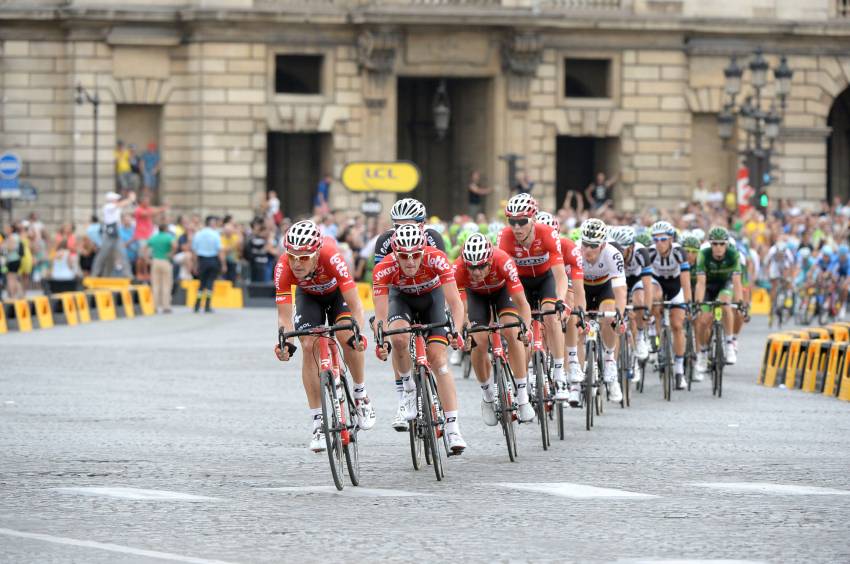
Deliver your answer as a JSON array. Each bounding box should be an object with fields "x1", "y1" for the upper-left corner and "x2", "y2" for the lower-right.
[
  {"x1": 390, "y1": 198, "x2": 427, "y2": 222},
  {"x1": 650, "y1": 220, "x2": 675, "y2": 236},
  {"x1": 285, "y1": 220, "x2": 323, "y2": 252},
  {"x1": 776, "y1": 240, "x2": 787, "y2": 252},
  {"x1": 635, "y1": 232, "x2": 652, "y2": 247},
  {"x1": 569, "y1": 228, "x2": 582, "y2": 242},
  {"x1": 840, "y1": 244, "x2": 850, "y2": 256},
  {"x1": 821, "y1": 245, "x2": 834, "y2": 258},
  {"x1": 488, "y1": 221, "x2": 505, "y2": 236},
  {"x1": 391, "y1": 223, "x2": 426, "y2": 253},
  {"x1": 707, "y1": 226, "x2": 729, "y2": 242},
  {"x1": 681, "y1": 234, "x2": 701, "y2": 251},
  {"x1": 691, "y1": 228, "x2": 706, "y2": 242},
  {"x1": 462, "y1": 222, "x2": 480, "y2": 234},
  {"x1": 505, "y1": 193, "x2": 538, "y2": 218},
  {"x1": 535, "y1": 211, "x2": 559, "y2": 230},
  {"x1": 609, "y1": 226, "x2": 636, "y2": 247},
  {"x1": 580, "y1": 218, "x2": 608, "y2": 245},
  {"x1": 462, "y1": 233, "x2": 493, "y2": 266},
  {"x1": 798, "y1": 247, "x2": 812, "y2": 260}
]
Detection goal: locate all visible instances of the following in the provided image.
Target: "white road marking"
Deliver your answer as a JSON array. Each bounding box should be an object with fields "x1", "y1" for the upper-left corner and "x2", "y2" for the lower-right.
[
  {"x1": 0, "y1": 527, "x2": 238, "y2": 564},
  {"x1": 618, "y1": 560, "x2": 766, "y2": 564},
  {"x1": 493, "y1": 482, "x2": 658, "y2": 499},
  {"x1": 3, "y1": 400, "x2": 15, "y2": 406},
  {"x1": 692, "y1": 482, "x2": 850, "y2": 495},
  {"x1": 55, "y1": 487, "x2": 221, "y2": 501},
  {"x1": 175, "y1": 406, "x2": 187, "y2": 410},
  {"x1": 727, "y1": 424, "x2": 739, "y2": 428},
  {"x1": 258, "y1": 486, "x2": 433, "y2": 497}
]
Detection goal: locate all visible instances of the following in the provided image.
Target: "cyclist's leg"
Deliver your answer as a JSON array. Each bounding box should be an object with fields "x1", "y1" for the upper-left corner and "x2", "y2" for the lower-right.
[
  {"x1": 631, "y1": 280, "x2": 650, "y2": 359},
  {"x1": 294, "y1": 290, "x2": 329, "y2": 446},
  {"x1": 496, "y1": 289, "x2": 535, "y2": 420},
  {"x1": 467, "y1": 290, "x2": 494, "y2": 397},
  {"x1": 388, "y1": 293, "x2": 416, "y2": 421},
  {"x1": 386, "y1": 288, "x2": 406, "y2": 423},
  {"x1": 667, "y1": 286, "x2": 687, "y2": 386},
  {"x1": 598, "y1": 290, "x2": 619, "y2": 390},
  {"x1": 329, "y1": 292, "x2": 374, "y2": 429},
  {"x1": 536, "y1": 270, "x2": 566, "y2": 384}
]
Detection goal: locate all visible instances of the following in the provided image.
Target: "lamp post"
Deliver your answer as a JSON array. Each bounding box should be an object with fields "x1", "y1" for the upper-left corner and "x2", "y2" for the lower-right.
[
  {"x1": 717, "y1": 49, "x2": 793, "y2": 212},
  {"x1": 75, "y1": 84, "x2": 100, "y2": 216}
]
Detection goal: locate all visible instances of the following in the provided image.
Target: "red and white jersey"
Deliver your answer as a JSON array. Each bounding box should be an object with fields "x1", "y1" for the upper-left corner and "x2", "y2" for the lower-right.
[
  {"x1": 560, "y1": 237, "x2": 584, "y2": 281},
  {"x1": 373, "y1": 246, "x2": 455, "y2": 297},
  {"x1": 498, "y1": 223, "x2": 564, "y2": 278},
  {"x1": 453, "y1": 248, "x2": 524, "y2": 297},
  {"x1": 274, "y1": 237, "x2": 355, "y2": 304}
]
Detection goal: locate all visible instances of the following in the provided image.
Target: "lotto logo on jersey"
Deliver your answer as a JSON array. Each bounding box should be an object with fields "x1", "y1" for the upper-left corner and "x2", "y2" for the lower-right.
[
  {"x1": 427, "y1": 254, "x2": 450, "y2": 272},
  {"x1": 504, "y1": 260, "x2": 519, "y2": 282},
  {"x1": 330, "y1": 253, "x2": 350, "y2": 278}
]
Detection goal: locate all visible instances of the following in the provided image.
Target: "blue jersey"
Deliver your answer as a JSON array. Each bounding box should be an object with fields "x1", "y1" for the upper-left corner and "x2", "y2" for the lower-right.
[{"x1": 831, "y1": 257, "x2": 850, "y2": 278}]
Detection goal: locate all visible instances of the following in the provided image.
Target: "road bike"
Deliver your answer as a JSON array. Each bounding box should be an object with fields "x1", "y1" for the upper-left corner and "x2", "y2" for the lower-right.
[
  {"x1": 652, "y1": 301, "x2": 682, "y2": 402},
  {"x1": 279, "y1": 321, "x2": 363, "y2": 491},
  {"x1": 377, "y1": 318, "x2": 456, "y2": 481},
  {"x1": 698, "y1": 301, "x2": 742, "y2": 398},
  {"x1": 464, "y1": 310, "x2": 526, "y2": 462},
  {"x1": 575, "y1": 309, "x2": 619, "y2": 431},
  {"x1": 526, "y1": 307, "x2": 566, "y2": 448}
]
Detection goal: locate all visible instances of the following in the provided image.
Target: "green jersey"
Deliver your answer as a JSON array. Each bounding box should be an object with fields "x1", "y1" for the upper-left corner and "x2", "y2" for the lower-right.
[{"x1": 695, "y1": 245, "x2": 741, "y2": 285}]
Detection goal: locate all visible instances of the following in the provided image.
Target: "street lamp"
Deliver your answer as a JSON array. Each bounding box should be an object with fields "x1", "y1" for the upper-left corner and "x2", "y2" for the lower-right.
[
  {"x1": 717, "y1": 48, "x2": 793, "y2": 212},
  {"x1": 75, "y1": 83, "x2": 100, "y2": 216}
]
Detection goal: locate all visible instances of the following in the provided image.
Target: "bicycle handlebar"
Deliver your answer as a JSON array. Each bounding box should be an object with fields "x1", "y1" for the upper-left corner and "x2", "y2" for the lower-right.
[{"x1": 278, "y1": 321, "x2": 362, "y2": 356}]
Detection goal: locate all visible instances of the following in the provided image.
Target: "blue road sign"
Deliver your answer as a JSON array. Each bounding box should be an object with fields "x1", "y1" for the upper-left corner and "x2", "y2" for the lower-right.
[{"x1": 0, "y1": 151, "x2": 22, "y2": 198}]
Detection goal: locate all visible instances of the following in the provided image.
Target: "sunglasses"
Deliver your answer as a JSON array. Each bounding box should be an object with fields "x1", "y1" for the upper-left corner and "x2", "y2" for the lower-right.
[
  {"x1": 710, "y1": 241, "x2": 727, "y2": 247},
  {"x1": 653, "y1": 236, "x2": 670, "y2": 242},
  {"x1": 582, "y1": 241, "x2": 601, "y2": 249},
  {"x1": 508, "y1": 218, "x2": 530, "y2": 227},
  {"x1": 396, "y1": 251, "x2": 423, "y2": 261},
  {"x1": 467, "y1": 263, "x2": 489, "y2": 271},
  {"x1": 286, "y1": 251, "x2": 317, "y2": 263}
]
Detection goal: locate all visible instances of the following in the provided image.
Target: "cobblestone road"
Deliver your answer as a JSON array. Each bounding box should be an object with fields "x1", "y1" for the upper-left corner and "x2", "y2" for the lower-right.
[{"x1": 1, "y1": 310, "x2": 849, "y2": 563}]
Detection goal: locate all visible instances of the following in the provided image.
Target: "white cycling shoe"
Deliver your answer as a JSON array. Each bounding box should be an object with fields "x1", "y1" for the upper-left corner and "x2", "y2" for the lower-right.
[
  {"x1": 696, "y1": 352, "x2": 709, "y2": 374},
  {"x1": 603, "y1": 360, "x2": 618, "y2": 384},
  {"x1": 608, "y1": 380, "x2": 623, "y2": 403},
  {"x1": 517, "y1": 401, "x2": 535, "y2": 422},
  {"x1": 402, "y1": 389, "x2": 418, "y2": 421},
  {"x1": 635, "y1": 336, "x2": 650, "y2": 360},
  {"x1": 447, "y1": 431, "x2": 467, "y2": 454},
  {"x1": 449, "y1": 348, "x2": 463, "y2": 366},
  {"x1": 554, "y1": 379, "x2": 570, "y2": 401},
  {"x1": 355, "y1": 396, "x2": 376, "y2": 430},
  {"x1": 567, "y1": 362, "x2": 584, "y2": 384},
  {"x1": 725, "y1": 343, "x2": 737, "y2": 365},
  {"x1": 309, "y1": 427, "x2": 326, "y2": 453},
  {"x1": 391, "y1": 404, "x2": 408, "y2": 432},
  {"x1": 568, "y1": 384, "x2": 581, "y2": 407},
  {"x1": 675, "y1": 373, "x2": 687, "y2": 390},
  {"x1": 481, "y1": 399, "x2": 498, "y2": 426}
]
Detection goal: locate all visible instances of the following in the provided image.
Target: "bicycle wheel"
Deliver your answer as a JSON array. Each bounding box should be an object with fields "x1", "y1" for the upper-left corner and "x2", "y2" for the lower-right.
[
  {"x1": 339, "y1": 375, "x2": 360, "y2": 487},
  {"x1": 618, "y1": 334, "x2": 628, "y2": 409},
  {"x1": 685, "y1": 320, "x2": 695, "y2": 392},
  {"x1": 462, "y1": 351, "x2": 472, "y2": 379},
  {"x1": 584, "y1": 340, "x2": 595, "y2": 431},
  {"x1": 636, "y1": 356, "x2": 646, "y2": 394},
  {"x1": 661, "y1": 327, "x2": 672, "y2": 401},
  {"x1": 533, "y1": 351, "x2": 550, "y2": 450},
  {"x1": 409, "y1": 420, "x2": 423, "y2": 470},
  {"x1": 319, "y1": 372, "x2": 345, "y2": 491},
  {"x1": 418, "y1": 366, "x2": 443, "y2": 481},
  {"x1": 495, "y1": 358, "x2": 518, "y2": 461},
  {"x1": 595, "y1": 351, "x2": 605, "y2": 417}
]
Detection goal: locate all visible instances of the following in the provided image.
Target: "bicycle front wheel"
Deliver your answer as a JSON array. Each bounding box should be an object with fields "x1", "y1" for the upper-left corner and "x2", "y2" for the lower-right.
[
  {"x1": 419, "y1": 367, "x2": 443, "y2": 481},
  {"x1": 340, "y1": 375, "x2": 360, "y2": 487},
  {"x1": 713, "y1": 322, "x2": 725, "y2": 398},
  {"x1": 662, "y1": 327, "x2": 673, "y2": 401},
  {"x1": 319, "y1": 372, "x2": 345, "y2": 491},
  {"x1": 584, "y1": 341, "x2": 596, "y2": 431},
  {"x1": 533, "y1": 352, "x2": 550, "y2": 449},
  {"x1": 495, "y1": 358, "x2": 518, "y2": 461}
]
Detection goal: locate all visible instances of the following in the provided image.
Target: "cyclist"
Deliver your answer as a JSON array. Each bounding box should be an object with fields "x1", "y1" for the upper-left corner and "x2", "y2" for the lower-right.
[
  {"x1": 609, "y1": 226, "x2": 655, "y2": 367},
  {"x1": 764, "y1": 238, "x2": 796, "y2": 327},
  {"x1": 373, "y1": 198, "x2": 447, "y2": 432},
  {"x1": 498, "y1": 194, "x2": 571, "y2": 400},
  {"x1": 578, "y1": 218, "x2": 627, "y2": 402},
  {"x1": 831, "y1": 245, "x2": 850, "y2": 319},
  {"x1": 648, "y1": 220, "x2": 692, "y2": 391},
  {"x1": 373, "y1": 224, "x2": 468, "y2": 453},
  {"x1": 454, "y1": 233, "x2": 535, "y2": 424},
  {"x1": 694, "y1": 226, "x2": 743, "y2": 377},
  {"x1": 536, "y1": 211, "x2": 587, "y2": 405},
  {"x1": 273, "y1": 220, "x2": 373, "y2": 452}
]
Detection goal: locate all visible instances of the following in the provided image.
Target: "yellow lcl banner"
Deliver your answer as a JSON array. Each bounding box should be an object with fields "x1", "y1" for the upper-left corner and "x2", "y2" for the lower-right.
[{"x1": 341, "y1": 161, "x2": 420, "y2": 193}]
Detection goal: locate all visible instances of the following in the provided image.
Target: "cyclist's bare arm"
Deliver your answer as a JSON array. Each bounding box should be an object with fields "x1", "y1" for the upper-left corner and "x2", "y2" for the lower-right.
[
  {"x1": 374, "y1": 293, "x2": 389, "y2": 329},
  {"x1": 443, "y1": 281, "x2": 465, "y2": 336},
  {"x1": 695, "y1": 273, "x2": 706, "y2": 304},
  {"x1": 341, "y1": 286, "x2": 365, "y2": 332},
  {"x1": 511, "y1": 289, "x2": 533, "y2": 330},
  {"x1": 732, "y1": 272, "x2": 743, "y2": 303},
  {"x1": 613, "y1": 284, "x2": 627, "y2": 315},
  {"x1": 552, "y1": 266, "x2": 569, "y2": 306},
  {"x1": 278, "y1": 301, "x2": 295, "y2": 335},
  {"x1": 573, "y1": 278, "x2": 587, "y2": 311},
  {"x1": 681, "y1": 270, "x2": 693, "y2": 303}
]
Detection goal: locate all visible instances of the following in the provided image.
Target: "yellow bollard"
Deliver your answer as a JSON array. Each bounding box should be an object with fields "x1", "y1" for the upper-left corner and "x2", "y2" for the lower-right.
[
  {"x1": 0, "y1": 303, "x2": 7, "y2": 334},
  {"x1": 760, "y1": 335, "x2": 790, "y2": 387},
  {"x1": 801, "y1": 340, "x2": 831, "y2": 393},
  {"x1": 134, "y1": 285, "x2": 156, "y2": 316},
  {"x1": 60, "y1": 293, "x2": 79, "y2": 326},
  {"x1": 92, "y1": 290, "x2": 117, "y2": 321},
  {"x1": 823, "y1": 342, "x2": 848, "y2": 397},
  {"x1": 13, "y1": 299, "x2": 33, "y2": 332},
  {"x1": 118, "y1": 288, "x2": 135, "y2": 318},
  {"x1": 32, "y1": 296, "x2": 54, "y2": 329}
]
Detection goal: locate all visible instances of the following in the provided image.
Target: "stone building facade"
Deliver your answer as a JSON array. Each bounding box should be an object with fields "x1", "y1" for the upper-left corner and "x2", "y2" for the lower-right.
[{"x1": 2, "y1": 0, "x2": 850, "y2": 225}]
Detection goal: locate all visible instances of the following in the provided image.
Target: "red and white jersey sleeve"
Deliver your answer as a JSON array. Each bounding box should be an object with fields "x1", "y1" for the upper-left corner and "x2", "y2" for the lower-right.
[
  {"x1": 373, "y1": 247, "x2": 454, "y2": 297},
  {"x1": 561, "y1": 237, "x2": 584, "y2": 281},
  {"x1": 274, "y1": 237, "x2": 355, "y2": 304},
  {"x1": 453, "y1": 248, "x2": 524, "y2": 296},
  {"x1": 498, "y1": 223, "x2": 564, "y2": 278}
]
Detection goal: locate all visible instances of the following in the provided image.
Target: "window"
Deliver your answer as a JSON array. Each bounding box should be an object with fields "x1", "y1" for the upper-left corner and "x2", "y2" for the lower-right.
[
  {"x1": 275, "y1": 55, "x2": 323, "y2": 95},
  {"x1": 564, "y1": 58, "x2": 611, "y2": 98}
]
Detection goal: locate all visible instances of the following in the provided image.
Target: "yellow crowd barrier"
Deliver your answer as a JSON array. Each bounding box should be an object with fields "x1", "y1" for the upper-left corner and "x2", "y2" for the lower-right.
[
  {"x1": 0, "y1": 303, "x2": 7, "y2": 334},
  {"x1": 82, "y1": 277, "x2": 131, "y2": 290},
  {"x1": 92, "y1": 290, "x2": 117, "y2": 321},
  {"x1": 182, "y1": 279, "x2": 243, "y2": 309},
  {"x1": 60, "y1": 293, "x2": 79, "y2": 326},
  {"x1": 73, "y1": 291, "x2": 92, "y2": 323},
  {"x1": 134, "y1": 285, "x2": 156, "y2": 316},
  {"x1": 33, "y1": 296, "x2": 54, "y2": 329},
  {"x1": 760, "y1": 324, "x2": 850, "y2": 402},
  {"x1": 12, "y1": 299, "x2": 33, "y2": 332}
]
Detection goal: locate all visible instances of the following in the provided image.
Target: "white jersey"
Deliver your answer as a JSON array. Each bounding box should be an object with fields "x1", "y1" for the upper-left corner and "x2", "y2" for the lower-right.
[
  {"x1": 624, "y1": 241, "x2": 652, "y2": 279},
  {"x1": 647, "y1": 243, "x2": 690, "y2": 280},
  {"x1": 581, "y1": 243, "x2": 626, "y2": 288}
]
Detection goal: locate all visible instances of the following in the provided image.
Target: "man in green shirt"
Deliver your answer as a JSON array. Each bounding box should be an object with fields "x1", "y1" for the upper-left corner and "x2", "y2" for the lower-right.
[
  {"x1": 147, "y1": 224, "x2": 176, "y2": 313},
  {"x1": 694, "y1": 226, "x2": 743, "y2": 378}
]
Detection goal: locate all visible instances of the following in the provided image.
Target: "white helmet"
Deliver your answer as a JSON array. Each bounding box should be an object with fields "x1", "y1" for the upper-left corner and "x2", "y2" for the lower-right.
[
  {"x1": 462, "y1": 233, "x2": 493, "y2": 266},
  {"x1": 535, "y1": 211, "x2": 559, "y2": 230},
  {"x1": 391, "y1": 223, "x2": 426, "y2": 253},
  {"x1": 488, "y1": 220, "x2": 505, "y2": 235},
  {"x1": 462, "y1": 222, "x2": 480, "y2": 234},
  {"x1": 580, "y1": 218, "x2": 607, "y2": 245},
  {"x1": 390, "y1": 198, "x2": 427, "y2": 222},
  {"x1": 650, "y1": 220, "x2": 675, "y2": 236},
  {"x1": 285, "y1": 220, "x2": 323, "y2": 252},
  {"x1": 691, "y1": 228, "x2": 706, "y2": 242},
  {"x1": 505, "y1": 193, "x2": 538, "y2": 218},
  {"x1": 610, "y1": 226, "x2": 635, "y2": 247}
]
